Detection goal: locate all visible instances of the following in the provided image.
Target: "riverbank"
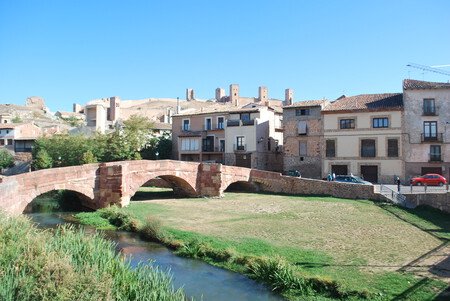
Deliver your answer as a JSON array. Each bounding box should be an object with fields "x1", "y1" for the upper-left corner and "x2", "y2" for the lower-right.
[
  {"x1": 0, "y1": 213, "x2": 186, "y2": 301},
  {"x1": 75, "y1": 190, "x2": 449, "y2": 300}
]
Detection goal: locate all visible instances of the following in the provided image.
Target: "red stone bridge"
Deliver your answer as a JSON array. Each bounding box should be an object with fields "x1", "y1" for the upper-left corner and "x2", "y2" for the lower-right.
[{"x1": 0, "y1": 160, "x2": 378, "y2": 215}]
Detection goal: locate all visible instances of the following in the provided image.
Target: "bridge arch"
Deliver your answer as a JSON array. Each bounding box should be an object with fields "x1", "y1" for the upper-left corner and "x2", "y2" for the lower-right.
[
  {"x1": 127, "y1": 172, "x2": 198, "y2": 201},
  {"x1": 223, "y1": 180, "x2": 260, "y2": 192},
  {"x1": 24, "y1": 188, "x2": 96, "y2": 213}
]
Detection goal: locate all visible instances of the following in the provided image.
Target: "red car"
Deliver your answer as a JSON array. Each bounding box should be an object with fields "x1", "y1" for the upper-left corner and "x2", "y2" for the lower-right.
[{"x1": 410, "y1": 174, "x2": 447, "y2": 186}]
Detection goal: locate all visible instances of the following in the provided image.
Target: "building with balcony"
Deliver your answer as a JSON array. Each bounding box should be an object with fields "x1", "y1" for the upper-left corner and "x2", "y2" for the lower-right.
[
  {"x1": 224, "y1": 105, "x2": 283, "y2": 171},
  {"x1": 172, "y1": 104, "x2": 283, "y2": 171},
  {"x1": 172, "y1": 111, "x2": 228, "y2": 163},
  {"x1": 402, "y1": 79, "x2": 450, "y2": 179},
  {"x1": 322, "y1": 93, "x2": 404, "y2": 183},
  {"x1": 0, "y1": 123, "x2": 41, "y2": 154},
  {"x1": 283, "y1": 100, "x2": 329, "y2": 179}
]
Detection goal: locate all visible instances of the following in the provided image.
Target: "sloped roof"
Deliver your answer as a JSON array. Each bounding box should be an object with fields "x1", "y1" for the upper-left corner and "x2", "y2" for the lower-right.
[
  {"x1": 403, "y1": 79, "x2": 450, "y2": 90},
  {"x1": 284, "y1": 99, "x2": 329, "y2": 109},
  {"x1": 323, "y1": 93, "x2": 403, "y2": 112}
]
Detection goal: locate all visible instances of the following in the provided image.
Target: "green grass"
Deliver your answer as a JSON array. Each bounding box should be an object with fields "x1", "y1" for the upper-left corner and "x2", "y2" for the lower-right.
[
  {"x1": 0, "y1": 213, "x2": 186, "y2": 301},
  {"x1": 75, "y1": 190, "x2": 449, "y2": 300}
]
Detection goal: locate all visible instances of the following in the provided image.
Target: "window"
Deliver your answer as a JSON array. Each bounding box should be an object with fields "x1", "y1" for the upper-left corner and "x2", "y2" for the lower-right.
[
  {"x1": 387, "y1": 139, "x2": 399, "y2": 157},
  {"x1": 240, "y1": 113, "x2": 250, "y2": 121},
  {"x1": 340, "y1": 119, "x2": 355, "y2": 129},
  {"x1": 0, "y1": 140, "x2": 4, "y2": 146},
  {"x1": 423, "y1": 121, "x2": 437, "y2": 140},
  {"x1": 326, "y1": 140, "x2": 335, "y2": 157},
  {"x1": 236, "y1": 136, "x2": 245, "y2": 150},
  {"x1": 205, "y1": 118, "x2": 212, "y2": 130},
  {"x1": 202, "y1": 136, "x2": 214, "y2": 152},
  {"x1": 217, "y1": 117, "x2": 224, "y2": 129},
  {"x1": 430, "y1": 145, "x2": 441, "y2": 162},
  {"x1": 181, "y1": 138, "x2": 199, "y2": 151},
  {"x1": 423, "y1": 99, "x2": 436, "y2": 115},
  {"x1": 182, "y1": 119, "x2": 190, "y2": 131},
  {"x1": 299, "y1": 141, "x2": 307, "y2": 156},
  {"x1": 295, "y1": 109, "x2": 310, "y2": 116},
  {"x1": 297, "y1": 120, "x2": 307, "y2": 135},
  {"x1": 373, "y1": 117, "x2": 389, "y2": 128},
  {"x1": 325, "y1": 140, "x2": 336, "y2": 158},
  {"x1": 361, "y1": 139, "x2": 376, "y2": 157},
  {"x1": 219, "y1": 140, "x2": 225, "y2": 152},
  {"x1": 7, "y1": 139, "x2": 13, "y2": 145}
]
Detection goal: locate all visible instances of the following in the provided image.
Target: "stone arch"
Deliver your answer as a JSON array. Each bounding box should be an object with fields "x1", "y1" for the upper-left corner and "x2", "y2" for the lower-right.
[
  {"x1": 128, "y1": 173, "x2": 198, "y2": 201},
  {"x1": 223, "y1": 180, "x2": 260, "y2": 193},
  {"x1": 22, "y1": 186, "x2": 96, "y2": 213}
]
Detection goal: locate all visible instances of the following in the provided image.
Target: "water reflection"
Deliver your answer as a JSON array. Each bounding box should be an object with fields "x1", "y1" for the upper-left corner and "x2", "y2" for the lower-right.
[{"x1": 28, "y1": 213, "x2": 284, "y2": 301}]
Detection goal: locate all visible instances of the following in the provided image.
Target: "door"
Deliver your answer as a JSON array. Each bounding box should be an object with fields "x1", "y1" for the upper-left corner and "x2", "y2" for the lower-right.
[
  {"x1": 421, "y1": 167, "x2": 442, "y2": 176},
  {"x1": 360, "y1": 165, "x2": 378, "y2": 183},
  {"x1": 331, "y1": 165, "x2": 348, "y2": 176},
  {"x1": 236, "y1": 154, "x2": 251, "y2": 168}
]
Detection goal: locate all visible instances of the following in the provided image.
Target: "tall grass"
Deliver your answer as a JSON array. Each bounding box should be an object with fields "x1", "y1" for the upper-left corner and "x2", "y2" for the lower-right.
[{"x1": 0, "y1": 213, "x2": 186, "y2": 301}]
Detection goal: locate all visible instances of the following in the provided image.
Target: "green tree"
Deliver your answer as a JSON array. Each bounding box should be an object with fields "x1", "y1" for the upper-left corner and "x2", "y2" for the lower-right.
[
  {"x1": 33, "y1": 149, "x2": 53, "y2": 169},
  {"x1": 81, "y1": 150, "x2": 97, "y2": 164},
  {"x1": 122, "y1": 115, "x2": 154, "y2": 153},
  {"x1": 0, "y1": 149, "x2": 14, "y2": 169},
  {"x1": 141, "y1": 133, "x2": 172, "y2": 160}
]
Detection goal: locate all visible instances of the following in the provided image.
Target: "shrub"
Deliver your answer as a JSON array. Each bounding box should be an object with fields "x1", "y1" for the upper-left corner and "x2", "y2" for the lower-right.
[
  {"x1": 0, "y1": 149, "x2": 14, "y2": 169},
  {"x1": 99, "y1": 206, "x2": 139, "y2": 231},
  {"x1": 33, "y1": 149, "x2": 53, "y2": 169},
  {"x1": 140, "y1": 216, "x2": 165, "y2": 242}
]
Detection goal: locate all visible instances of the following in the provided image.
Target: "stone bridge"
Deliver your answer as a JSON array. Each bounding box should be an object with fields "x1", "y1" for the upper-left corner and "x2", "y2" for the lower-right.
[{"x1": 0, "y1": 160, "x2": 378, "y2": 215}]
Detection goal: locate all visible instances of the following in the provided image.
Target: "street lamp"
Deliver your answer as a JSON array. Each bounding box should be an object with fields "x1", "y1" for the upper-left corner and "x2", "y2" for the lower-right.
[{"x1": 155, "y1": 151, "x2": 159, "y2": 160}]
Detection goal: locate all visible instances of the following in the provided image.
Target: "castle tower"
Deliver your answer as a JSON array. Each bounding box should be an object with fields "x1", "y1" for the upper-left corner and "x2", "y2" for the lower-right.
[
  {"x1": 230, "y1": 84, "x2": 240, "y2": 106},
  {"x1": 186, "y1": 89, "x2": 195, "y2": 101},
  {"x1": 73, "y1": 103, "x2": 83, "y2": 113},
  {"x1": 258, "y1": 86, "x2": 268, "y2": 105},
  {"x1": 284, "y1": 88, "x2": 294, "y2": 106},
  {"x1": 109, "y1": 96, "x2": 121, "y2": 122},
  {"x1": 215, "y1": 88, "x2": 225, "y2": 102}
]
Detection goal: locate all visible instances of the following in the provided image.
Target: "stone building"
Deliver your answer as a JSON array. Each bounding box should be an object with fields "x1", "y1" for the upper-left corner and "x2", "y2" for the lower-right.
[
  {"x1": 402, "y1": 79, "x2": 450, "y2": 181},
  {"x1": 81, "y1": 96, "x2": 121, "y2": 133},
  {"x1": 322, "y1": 93, "x2": 404, "y2": 183},
  {"x1": 283, "y1": 100, "x2": 329, "y2": 179}
]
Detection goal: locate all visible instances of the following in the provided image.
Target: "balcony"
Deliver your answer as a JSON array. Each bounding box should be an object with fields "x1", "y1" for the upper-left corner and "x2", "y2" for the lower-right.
[
  {"x1": 202, "y1": 146, "x2": 224, "y2": 153},
  {"x1": 422, "y1": 108, "x2": 438, "y2": 116},
  {"x1": 227, "y1": 120, "x2": 240, "y2": 127},
  {"x1": 233, "y1": 144, "x2": 247, "y2": 152},
  {"x1": 421, "y1": 133, "x2": 443, "y2": 143},
  {"x1": 429, "y1": 153, "x2": 442, "y2": 162},
  {"x1": 181, "y1": 126, "x2": 191, "y2": 131},
  {"x1": 226, "y1": 119, "x2": 255, "y2": 127},
  {"x1": 242, "y1": 119, "x2": 255, "y2": 126}
]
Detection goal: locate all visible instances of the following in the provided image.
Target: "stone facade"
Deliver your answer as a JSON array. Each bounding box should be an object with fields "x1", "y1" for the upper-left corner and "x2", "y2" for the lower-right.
[
  {"x1": 404, "y1": 193, "x2": 450, "y2": 214},
  {"x1": 283, "y1": 101, "x2": 327, "y2": 179},
  {"x1": 402, "y1": 80, "x2": 450, "y2": 181},
  {"x1": 26, "y1": 96, "x2": 46, "y2": 110}
]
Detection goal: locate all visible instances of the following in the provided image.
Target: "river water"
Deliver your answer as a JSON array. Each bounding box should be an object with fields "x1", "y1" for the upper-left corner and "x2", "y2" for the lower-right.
[{"x1": 28, "y1": 212, "x2": 284, "y2": 301}]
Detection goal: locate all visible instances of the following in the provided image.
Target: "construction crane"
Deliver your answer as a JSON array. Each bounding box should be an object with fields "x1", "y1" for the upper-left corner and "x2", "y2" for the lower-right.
[{"x1": 406, "y1": 63, "x2": 450, "y2": 76}]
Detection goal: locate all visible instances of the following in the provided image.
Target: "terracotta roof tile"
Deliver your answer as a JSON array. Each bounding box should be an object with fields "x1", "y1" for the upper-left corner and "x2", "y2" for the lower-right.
[
  {"x1": 323, "y1": 93, "x2": 403, "y2": 112},
  {"x1": 403, "y1": 79, "x2": 450, "y2": 90}
]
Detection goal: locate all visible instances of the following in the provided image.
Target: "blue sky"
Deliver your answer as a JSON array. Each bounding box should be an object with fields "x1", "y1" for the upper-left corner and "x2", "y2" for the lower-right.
[{"x1": 1, "y1": 0, "x2": 449, "y2": 111}]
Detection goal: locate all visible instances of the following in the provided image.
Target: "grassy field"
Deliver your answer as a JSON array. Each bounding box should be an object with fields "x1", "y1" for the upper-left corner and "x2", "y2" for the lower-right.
[{"x1": 77, "y1": 188, "x2": 449, "y2": 300}]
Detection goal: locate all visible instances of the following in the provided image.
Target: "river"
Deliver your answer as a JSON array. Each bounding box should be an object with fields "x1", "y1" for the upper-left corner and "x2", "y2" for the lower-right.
[{"x1": 28, "y1": 212, "x2": 285, "y2": 301}]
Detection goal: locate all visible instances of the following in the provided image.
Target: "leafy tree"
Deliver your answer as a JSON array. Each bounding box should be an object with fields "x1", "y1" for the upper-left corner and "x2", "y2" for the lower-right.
[
  {"x1": 141, "y1": 132, "x2": 172, "y2": 160},
  {"x1": 122, "y1": 115, "x2": 154, "y2": 153},
  {"x1": 33, "y1": 149, "x2": 53, "y2": 169},
  {"x1": 0, "y1": 149, "x2": 14, "y2": 169}
]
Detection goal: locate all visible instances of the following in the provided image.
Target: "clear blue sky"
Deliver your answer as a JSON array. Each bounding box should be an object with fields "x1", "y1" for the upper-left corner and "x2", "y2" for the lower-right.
[{"x1": 1, "y1": 0, "x2": 449, "y2": 112}]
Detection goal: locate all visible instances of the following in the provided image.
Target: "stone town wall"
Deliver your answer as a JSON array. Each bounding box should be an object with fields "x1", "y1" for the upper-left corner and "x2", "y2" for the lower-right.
[
  {"x1": 405, "y1": 193, "x2": 450, "y2": 213},
  {"x1": 247, "y1": 169, "x2": 378, "y2": 200}
]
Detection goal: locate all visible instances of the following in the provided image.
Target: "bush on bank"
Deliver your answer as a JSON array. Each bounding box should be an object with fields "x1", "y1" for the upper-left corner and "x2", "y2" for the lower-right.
[{"x1": 0, "y1": 213, "x2": 186, "y2": 301}]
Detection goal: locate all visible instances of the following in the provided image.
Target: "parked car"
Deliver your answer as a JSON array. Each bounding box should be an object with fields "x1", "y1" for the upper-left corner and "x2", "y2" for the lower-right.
[
  {"x1": 286, "y1": 170, "x2": 301, "y2": 177},
  {"x1": 334, "y1": 175, "x2": 372, "y2": 185},
  {"x1": 410, "y1": 174, "x2": 447, "y2": 186}
]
